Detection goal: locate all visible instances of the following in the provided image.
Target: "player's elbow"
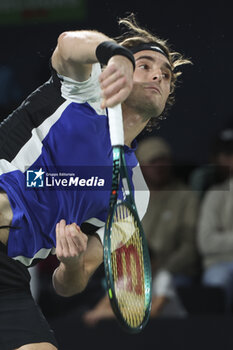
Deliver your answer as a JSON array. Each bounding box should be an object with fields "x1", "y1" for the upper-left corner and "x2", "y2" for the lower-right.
[
  {"x1": 56, "y1": 31, "x2": 73, "y2": 62},
  {"x1": 56, "y1": 31, "x2": 91, "y2": 62}
]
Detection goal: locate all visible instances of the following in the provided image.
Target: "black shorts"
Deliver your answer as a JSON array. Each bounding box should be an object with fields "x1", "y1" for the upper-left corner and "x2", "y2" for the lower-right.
[{"x1": 0, "y1": 243, "x2": 58, "y2": 350}]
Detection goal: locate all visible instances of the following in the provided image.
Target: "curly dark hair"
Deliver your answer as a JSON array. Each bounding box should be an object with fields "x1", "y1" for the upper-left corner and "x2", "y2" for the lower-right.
[{"x1": 115, "y1": 14, "x2": 192, "y2": 130}]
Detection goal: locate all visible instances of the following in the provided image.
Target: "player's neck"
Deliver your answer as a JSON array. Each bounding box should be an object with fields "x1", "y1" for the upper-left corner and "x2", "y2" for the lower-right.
[{"x1": 122, "y1": 104, "x2": 148, "y2": 148}]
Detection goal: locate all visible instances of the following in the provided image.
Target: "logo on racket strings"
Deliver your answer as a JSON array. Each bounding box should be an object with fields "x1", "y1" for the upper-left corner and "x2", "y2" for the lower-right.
[{"x1": 115, "y1": 244, "x2": 143, "y2": 295}]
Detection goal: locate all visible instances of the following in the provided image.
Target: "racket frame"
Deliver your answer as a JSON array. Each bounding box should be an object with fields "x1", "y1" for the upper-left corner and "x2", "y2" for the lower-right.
[{"x1": 104, "y1": 145, "x2": 152, "y2": 333}]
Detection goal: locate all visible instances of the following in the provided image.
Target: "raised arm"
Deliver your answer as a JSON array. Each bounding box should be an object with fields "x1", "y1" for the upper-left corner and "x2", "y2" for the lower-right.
[
  {"x1": 51, "y1": 30, "x2": 111, "y2": 81},
  {"x1": 51, "y1": 30, "x2": 135, "y2": 108}
]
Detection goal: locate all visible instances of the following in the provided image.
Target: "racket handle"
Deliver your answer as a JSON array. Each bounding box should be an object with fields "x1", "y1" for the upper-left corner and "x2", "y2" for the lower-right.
[{"x1": 108, "y1": 104, "x2": 124, "y2": 146}]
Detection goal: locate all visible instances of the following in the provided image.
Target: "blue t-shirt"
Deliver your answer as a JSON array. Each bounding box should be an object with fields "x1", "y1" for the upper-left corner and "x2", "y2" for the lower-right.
[{"x1": 0, "y1": 63, "x2": 149, "y2": 266}]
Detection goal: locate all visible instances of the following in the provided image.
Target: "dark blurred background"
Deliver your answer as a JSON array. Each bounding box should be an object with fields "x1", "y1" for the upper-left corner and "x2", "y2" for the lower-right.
[{"x1": 1, "y1": 1, "x2": 233, "y2": 348}]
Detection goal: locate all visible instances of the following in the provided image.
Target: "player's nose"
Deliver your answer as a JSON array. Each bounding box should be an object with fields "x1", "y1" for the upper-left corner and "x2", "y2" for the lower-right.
[{"x1": 152, "y1": 69, "x2": 163, "y2": 82}]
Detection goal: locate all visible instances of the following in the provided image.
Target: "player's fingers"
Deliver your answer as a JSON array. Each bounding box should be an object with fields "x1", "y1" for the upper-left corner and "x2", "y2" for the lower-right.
[
  {"x1": 101, "y1": 76, "x2": 127, "y2": 100},
  {"x1": 104, "y1": 87, "x2": 132, "y2": 108},
  {"x1": 66, "y1": 223, "x2": 88, "y2": 255},
  {"x1": 100, "y1": 69, "x2": 124, "y2": 90},
  {"x1": 64, "y1": 225, "x2": 79, "y2": 256},
  {"x1": 101, "y1": 81, "x2": 132, "y2": 108},
  {"x1": 72, "y1": 224, "x2": 88, "y2": 252},
  {"x1": 99, "y1": 63, "x2": 118, "y2": 82},
  {"x1": 55, "y1": 220, "x2": 65, "y2": 250},
  {"x1": 56, "y1": 220, "x2": 71, "y2": 257}
]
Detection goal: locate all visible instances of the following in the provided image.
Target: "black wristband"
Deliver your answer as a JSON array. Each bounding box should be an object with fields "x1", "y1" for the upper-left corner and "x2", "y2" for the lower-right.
[{"x1": 96, "y1": 41, "x2": 135, "y2": 70}]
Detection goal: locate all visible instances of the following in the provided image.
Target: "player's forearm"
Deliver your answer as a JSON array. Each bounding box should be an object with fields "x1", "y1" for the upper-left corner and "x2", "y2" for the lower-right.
[
  {"x1": 54, "y1": 222, "x2": 103, "y2": 297},
  {"x1": 53, "y1": 30, "x2": 112, "y2": 65},
  {"x1": 52, "y1": 256, "x2": 89, "y2": 297}
]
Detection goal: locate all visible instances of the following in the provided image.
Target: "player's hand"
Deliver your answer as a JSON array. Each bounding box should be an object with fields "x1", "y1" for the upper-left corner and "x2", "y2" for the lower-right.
[
  {"x1": 99, "y1": 55, "x2": 134, "y2": 109},
  {"x1": 55, "y1": 219, "x2": 88, "y2": 266}
]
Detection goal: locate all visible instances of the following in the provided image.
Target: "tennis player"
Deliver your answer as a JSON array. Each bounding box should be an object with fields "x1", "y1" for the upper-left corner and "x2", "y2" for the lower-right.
[{"x1": 0, "y1": 14, "x2": 190, "y2": 350}]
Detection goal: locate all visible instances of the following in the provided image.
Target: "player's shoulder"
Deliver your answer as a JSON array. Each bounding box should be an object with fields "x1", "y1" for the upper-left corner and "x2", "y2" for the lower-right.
[{"x1": 0, "y1": 78, "x2": 65, "y2": 160}]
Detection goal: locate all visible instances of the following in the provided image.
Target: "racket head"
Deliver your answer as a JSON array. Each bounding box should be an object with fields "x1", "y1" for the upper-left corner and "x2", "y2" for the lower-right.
[{"x1": 104, "y1": 200, "x2": 152, "y2": 333}]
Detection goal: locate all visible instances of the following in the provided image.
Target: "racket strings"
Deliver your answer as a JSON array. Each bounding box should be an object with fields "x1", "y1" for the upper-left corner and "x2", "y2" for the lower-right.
[{"x1": 111, "y1": 204, "x2": 146, "y2": 328}]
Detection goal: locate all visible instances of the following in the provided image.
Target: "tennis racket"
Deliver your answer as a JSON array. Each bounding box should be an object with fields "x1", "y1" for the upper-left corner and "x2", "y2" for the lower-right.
[{"x1": 104, "y1": 104, "x2": 152, "y2": 334}]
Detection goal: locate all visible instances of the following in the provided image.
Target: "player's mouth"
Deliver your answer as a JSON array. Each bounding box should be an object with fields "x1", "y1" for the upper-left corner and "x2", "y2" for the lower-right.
[{"x1": 144, "y1": 85, "x2": 161, "y2": 95}]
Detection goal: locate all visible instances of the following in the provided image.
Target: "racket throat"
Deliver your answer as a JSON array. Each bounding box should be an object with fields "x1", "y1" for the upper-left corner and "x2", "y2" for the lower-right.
[{"x1": 110, "y1": 147, "x2": 122, "y2": 204}]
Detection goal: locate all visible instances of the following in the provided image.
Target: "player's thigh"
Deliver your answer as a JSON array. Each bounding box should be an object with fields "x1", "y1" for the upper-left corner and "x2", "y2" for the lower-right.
[{"x1": 15, "y1": 342, "x2": 57, "y2": 350}]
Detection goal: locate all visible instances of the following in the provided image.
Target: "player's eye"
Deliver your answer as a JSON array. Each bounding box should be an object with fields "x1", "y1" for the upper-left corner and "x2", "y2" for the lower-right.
[
  {"x1": 162, "y1": 71, "x2": 171, "y2": 80},
  {"x1": 138, "y1": 64, "x2": 149, "y2": 70}
]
